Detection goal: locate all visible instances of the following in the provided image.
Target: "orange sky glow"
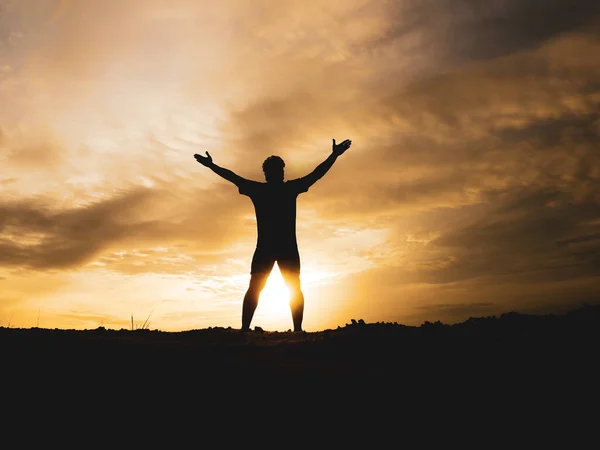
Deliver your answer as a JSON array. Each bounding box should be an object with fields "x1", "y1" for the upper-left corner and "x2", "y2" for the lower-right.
[{"x1": 1, "y1": 0, "x2": 600, "y2": 331}]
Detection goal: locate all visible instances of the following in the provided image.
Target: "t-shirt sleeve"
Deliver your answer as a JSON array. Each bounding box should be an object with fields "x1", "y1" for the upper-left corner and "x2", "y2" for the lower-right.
[
  {"x1": 288, "y1": 177, "x2": 311, "y2": 195},
  {"x1": 238, "y1": 179, "x2": 262, "y2": 197}
]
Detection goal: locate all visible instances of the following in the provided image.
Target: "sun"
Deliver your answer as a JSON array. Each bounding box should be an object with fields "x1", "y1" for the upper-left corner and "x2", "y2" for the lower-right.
[{"x1": 255, "y1": 263, "x2": 291, "y2": 325}]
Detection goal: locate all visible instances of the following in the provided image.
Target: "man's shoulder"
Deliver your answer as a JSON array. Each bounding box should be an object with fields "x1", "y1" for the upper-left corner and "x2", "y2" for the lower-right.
[
  {"x1": 238, "y1": 180, "x2": 265, "y2": 196},
  {"x1": 285, "y1": 178, "x2": 310, "y2": 193}
]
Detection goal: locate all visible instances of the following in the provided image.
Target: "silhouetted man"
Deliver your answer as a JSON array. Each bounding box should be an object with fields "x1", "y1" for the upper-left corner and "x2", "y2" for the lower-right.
[{"x1": 194, "y1": 138, "x2": 352, "y2": 332}]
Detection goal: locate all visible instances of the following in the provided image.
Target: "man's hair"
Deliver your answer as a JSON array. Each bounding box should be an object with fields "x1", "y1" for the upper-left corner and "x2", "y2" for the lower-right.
[{"x1": 262, "y1": 155, "x2": 285, "y2": 174}]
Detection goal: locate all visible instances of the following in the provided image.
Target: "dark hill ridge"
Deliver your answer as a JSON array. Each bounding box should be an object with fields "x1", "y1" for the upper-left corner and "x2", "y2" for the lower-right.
[
  {"x1": 2, "y1": 304, "x2": 598, "y2": 378},
  {"x1": 2, "y1": 303, "x2": 598, "y2": 348},
  {"x1": 2, "y1": 305, "x2": 598, "y2": 429}
]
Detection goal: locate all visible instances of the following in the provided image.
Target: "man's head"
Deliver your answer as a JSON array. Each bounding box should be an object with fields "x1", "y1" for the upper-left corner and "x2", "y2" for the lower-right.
[{"x1": 262, "y1": 155, "x2": 285, "y2": 183}]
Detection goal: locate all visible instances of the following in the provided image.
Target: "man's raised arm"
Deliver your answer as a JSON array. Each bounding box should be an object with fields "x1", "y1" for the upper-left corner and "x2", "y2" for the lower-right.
[
  {"x1": 194, "y1": 151, "x2": 247, "y2": 186},
  {"x1": 297, "y1": 138, "x2": 352, "y2": 188}
]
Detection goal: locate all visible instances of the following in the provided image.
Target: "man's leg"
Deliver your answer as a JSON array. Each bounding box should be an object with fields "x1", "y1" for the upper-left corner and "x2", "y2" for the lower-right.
[
  {"x1": 241, "y1": 273, "x2": 269, "y2": 331},
  {"x1": 279, "y1": 255, "x2": 304, "y2": 332},
  {"x1": 242, "y1": 248, "x2": 275, "y2": 331}
]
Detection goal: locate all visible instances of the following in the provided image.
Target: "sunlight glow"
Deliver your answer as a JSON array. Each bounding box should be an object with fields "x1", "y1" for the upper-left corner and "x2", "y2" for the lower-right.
[{"x1": 256, "y1": 264, "x2": 291, "y2": 323}]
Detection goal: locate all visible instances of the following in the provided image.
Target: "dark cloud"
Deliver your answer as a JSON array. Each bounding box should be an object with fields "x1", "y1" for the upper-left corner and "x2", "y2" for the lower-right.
[
  {"x1": 0, "y1": 180, "x2": 262, "y2": 272},
  {"x1": 220, "y1": 26, "x2": 600, "y2": 221},
  {"x1": 497, "y1": 114, "x2": 600, "y2": 151},
  {"x1": 0, "y1": 188, "x2": 158, "y2": 269},
  {"x1": 368, "y1": 0, "x2": 600, "y2": 63},
  {"x1": 557, "y1": 233, "x2": 600, "y2": 248},
  {"x1": 427, "y1": 185, "x2": 600, "y2": 284}
]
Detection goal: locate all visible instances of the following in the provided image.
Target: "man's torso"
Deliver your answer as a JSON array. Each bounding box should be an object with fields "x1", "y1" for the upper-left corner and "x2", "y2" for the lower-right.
[{"x1": 239, "y1": 179, "x2": 309, "y2": 250}]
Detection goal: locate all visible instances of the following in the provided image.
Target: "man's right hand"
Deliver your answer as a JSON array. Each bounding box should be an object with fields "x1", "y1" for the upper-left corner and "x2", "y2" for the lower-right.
[
  {"x1": 332, "y1": 138, "x2": 352, "y2": 156},
  {"x1": 194, "y1": 151, "x2": 213, "y2": 167}
]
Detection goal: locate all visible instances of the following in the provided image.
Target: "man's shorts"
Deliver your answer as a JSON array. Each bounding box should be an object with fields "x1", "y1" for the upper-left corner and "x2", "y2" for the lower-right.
[{"x1": 250, "y1": 246, "x2": 301, "y2": 275}]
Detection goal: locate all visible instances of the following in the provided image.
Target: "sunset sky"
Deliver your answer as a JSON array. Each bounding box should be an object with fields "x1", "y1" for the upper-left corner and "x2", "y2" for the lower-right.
[{"x1": 1, "y1": 0, "x2": 599, "y2": 331}]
